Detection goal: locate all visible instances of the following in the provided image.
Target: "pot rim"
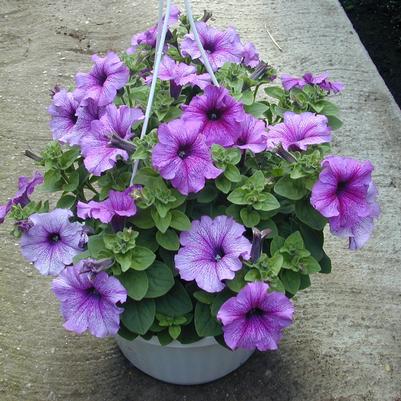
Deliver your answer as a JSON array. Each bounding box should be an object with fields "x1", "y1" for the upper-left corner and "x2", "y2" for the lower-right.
[{"x1": 116, "y1": 334, "x2": 224, "y2": 349}]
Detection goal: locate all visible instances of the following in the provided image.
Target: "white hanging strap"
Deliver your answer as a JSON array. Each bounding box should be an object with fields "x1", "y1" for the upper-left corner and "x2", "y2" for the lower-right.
[
  {"x1": 183, "y1": 0, "x2": 219, "y2": 87},
  {"x1": 130, "y1": 0, "x2": 219, "y2": 184},
  {"x1": 130, "y1": 0, "x2": 171, "y2": 184}
]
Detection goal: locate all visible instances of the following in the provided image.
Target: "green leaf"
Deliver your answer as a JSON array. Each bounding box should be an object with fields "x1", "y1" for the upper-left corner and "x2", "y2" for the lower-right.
[
  {"x1": 284, "y1": 231, "x2": 305, "y2": 250},
  {"x1": 145, "y1": 261, "x2": 175, "y2": 298},
  {"x1": 327, "y1": 115, "x2": 343, "y2": 130},
  {"x1": 244, "y1": 102, "x2": 269, "y2": 118},
  {"x1": 299, "y1": 274, "x2": 311, "y2": 290},
  {"x1": 274, "y1": 176, "x2": 307, "y2": 200},
  {"x1": 224, "y1": 165, "x2": 241, "y2": 182},
  {"x1": 226, "y1": 269, "x2": 247, "y2": 293},
  {"x1": 135, "y1": 229, "x2": 159, "y2": 252},
  {"x1": 227, "y1": 188, "x2": 247, "y2": 205},
  {"x1": 119, "y1": 270, "x2": 149, "y2": 301},
  {"x1": 319, "y1": 252, "x2": 332, "y2": 274},
  {"x1": 280, "y1": 270, "x2": 301, "y2": 295},
  {"x1": 59, "y1": 147, "x2": 80, "y2": 169},
  {"x1": 239, "y1": 90, "x2": 254, "y2": 105},
  {"x1": 115, "y1": 253, "x2": 133, "y2": 272},
  {"x1": 168, "y1": 325, "x2": 181, "y2": 340},
  {"x1": 43, "y1": 170, "x2": 63, "y2": 192},
  {"x1": 118, "y1": 323, "x2": 138, "y2": 341},
  {"x1": 313, "y1": 100, "x2": 340, "y2": 116},
  {"x1": 254, "y1": 193, "x2": 281, "y2": 212},
  {"x1": 63, "y1": 170, "x2": 80, "y2": 192},
  {"x1": 215, "y1": 175, "x2": 232, "y2": 194},
  {"x1": 210, "y1": 291, "x2": 233, "y2": 317},
  {"x1": 240, "y1": 207, "x2": 260, "y2": 227},
  {"x1": 56, "y1": 194, "x2": 76, "y2": 209},
  {"x1": 300, "y1": 256, "x2": 321, "y2": 274},
  {"x1": 170, "y1": 210, "x2": 191, "y2": 231},
  {"x1": 130, "y1": 246, "x2": 156, "y2": 270},
  {"x1": 156, "y1": 281, "x2": 193, "y2": 317},
  {"x1": 196, "y1": 184, "x2": 218, "y2": 203},
  {"x1": 295, "y1": 199, "x2": 327, "y2": 230},
  {"x1": 156, "y1": 229, "x2": 180, "y2": 251},
  {"x1": 270, "y1": 235, "x2": 285, "y2": 255},
  {"x1": 156, "y1": 330, "x2": 174, "y2": 345},
  {"x1": 299, "y1": 224, "x2": 324, "y2": 261},
  {"x1": 151, "y1": 209, "x2": 171, "y2": 233},
  {"x1": 264, "y1": 86, "x2": 285, "y2": 99},
  {"x1": 87, "y1": 234, "x2": 109, "y2": 259},
  {"x1": 121, "y1": 299, "x2": 156, "y2": 335},
  {"x1": 131, "y1": 209, "x2": 155, "y2": 229},
  {"x1": 194, "y1": 302, "x2": 222, "y2": 337},
  {"x1": 193, "y1": 290, "x2": 215, "y2": 305}
]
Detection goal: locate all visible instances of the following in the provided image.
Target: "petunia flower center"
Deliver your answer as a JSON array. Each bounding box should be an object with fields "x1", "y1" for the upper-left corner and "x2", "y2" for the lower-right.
[
  {"x1": 86, "y1": 287, "x2": 101, "y2": 299},
  {"x1": 96, "y1": 70, "x2": 108, "y2": 86},
  {"x1": 213, "y1": 246, "x2": 225, "y2": 261},
  {"x1": 336, "y1": 180, "x2": 348, "y2": 195},
  {"x1": 207, "y1": 109, "x2": 221, "y2": 121},
  {"x1": 177, "y1": 144, "x2": 193, "y2": 159},
  {"x1": 246, "y1": 307, "x2": 265, "y2": 319},
  {"x1": 203, "y1": 41, "x2": 216, "y2": 54},
  {"x1": 48, "y1": 233, "x2": 61, "y2": 243}
]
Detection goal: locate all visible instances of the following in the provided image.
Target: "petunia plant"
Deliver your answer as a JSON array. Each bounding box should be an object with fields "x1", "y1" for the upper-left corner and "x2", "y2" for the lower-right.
[{"x1": 1, "y1": 5, "x2": 380, "y2": 353}]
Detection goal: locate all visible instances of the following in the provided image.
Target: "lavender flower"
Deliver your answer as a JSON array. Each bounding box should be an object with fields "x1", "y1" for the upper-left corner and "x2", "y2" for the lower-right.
[
  {"x1": 280, "y1": 74, "x2": 306, "y2": 91},
  {"x1": 80, "y1": 104, "x2": 144, "y2": 175},
  {"x1": 311, "y1": 156, "x2": 380, "y2": 249},
  {"x1": 127, "y1": 5, "x2": 180, "y2": 54},
  {"x1": 242, "y1": 42, "x2": 260, "y2": 68},
  {"x1": 70, "y1": 98, "x2": 106, "y2": 146},
  {"x1": 0, "y1": 172, "x2": 43, "y2": 224},
  {"x1": 77, "y1": 187, "x2": 137, "y2": 224},
  {"x1": 152, "y1": 119, "x2": 222, "y2": 195},
  {"x1": 146, "y1": 55, "x2": 211, "y2": 97},
  {"x1": 20, "y1": 209, "x2": 87, "y2": 276},
  {"x1": 234, "y1": 114, "x2": 267, "y2": 153},
  {"x1": 266, "y1": 111, "x2": 331, "y2": 151},
  {"x1": 48, "y1": 89, "x2": 80, "y2": 144},
  {"x1": 217, "y1": 282, "x2": 294, "y2": 351},
  {"x1": 182, "y1": 85, "x2": 245, "y2": 147},
  {"x1": 52, "y1": 261, "x2": 127, "y2": 337},
  {"x1": 281, "y1": 71, "x2": 344, "y2": 94},
  {"x1": 75, "y1": 52, "x2": 129, "y2": 107},
  {"x1": 175, "y1": 216, "x2": 251, "y2": 292},
  {"x1": 180, "y1": 22, "x2": 243, "y2": 71}
]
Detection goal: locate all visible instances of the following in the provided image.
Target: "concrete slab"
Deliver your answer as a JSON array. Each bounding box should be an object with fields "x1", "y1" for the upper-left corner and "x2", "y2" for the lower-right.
[{"x1": 0, "y1": 1, "x2": 400, "y2": 400}]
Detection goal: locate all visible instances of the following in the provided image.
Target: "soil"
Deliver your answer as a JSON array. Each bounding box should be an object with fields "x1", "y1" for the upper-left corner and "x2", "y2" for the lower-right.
[{"x1": 340, "y1": 0, "x2": 401, "y2": 106}]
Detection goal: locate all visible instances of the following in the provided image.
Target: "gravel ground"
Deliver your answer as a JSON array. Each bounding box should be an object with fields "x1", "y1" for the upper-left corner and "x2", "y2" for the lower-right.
[{"x1": 0, "y1": 1, "x2": 400, "y2": 400}]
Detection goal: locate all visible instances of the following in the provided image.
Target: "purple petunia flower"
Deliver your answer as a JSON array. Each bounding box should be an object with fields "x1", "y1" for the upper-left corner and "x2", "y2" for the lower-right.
[
  {"x1": 182, "y1": 85, "x2": 245, "y2": 147},
  {"x1": 80, "y1": 104, "x2": 144, "y2": 176},
  {"x1": 0, "y1": 171, "x2": 43, "y2": 224},
  {"x1": 266, "y1": 111, "x2": 331, "y2": 151},
  {"x1": 77, "y1": 186, "x2": 137, "y2": 224},
  {"x1": 281, "y1": 71, "x2": 344, "y2": 94},
  {"x1": 145, "y1": 55, "x2": 211, "y2": 97},
  {"x1": 152, "y1": 119, "x2": 222, "y2": 195},
  {"x1": 175, "y1": 215, "x2": 251, "y2": 292},
  {"x1": 52, "y1": 261, "x2": 127, "y2": 337},
  {"x1": 75, "y1": 52, "x2": 129, "y2": 107},
  {"x1": 180, "y1": 22, "x2": 243, "y2": 71},
  {"x1": 68, "y1": 98, "x2": 106, "y2": 146},
  {"x1": 310, "y1": 156, "x2": 380, "y2": 249},
  {"x1": 48, "y1": 89, "x2": 81, "y2": 144},
  {"x1": 234, "y1": 114, "x2": 267, "y2": 153},
  {"x1": 241, "y1": 42, "x2": 260, "y2": 68},
  {"x1": 217, "y1": 281, "x2": 294, "y2": 351},
  {"x1": 20, "y1": 209, "x2": 87, "y2": 276},
  {"x1": 127, "y1": 5, "x2": 180, "y2": 54},
  {"x1": 280, "y1": 74, "x2": 306, "y2": 91}
]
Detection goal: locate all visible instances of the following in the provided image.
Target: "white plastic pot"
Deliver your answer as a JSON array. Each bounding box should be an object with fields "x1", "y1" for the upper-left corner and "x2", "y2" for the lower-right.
[{"x1": 115, "y1": 334, "x2": 254, "y2": 385}]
